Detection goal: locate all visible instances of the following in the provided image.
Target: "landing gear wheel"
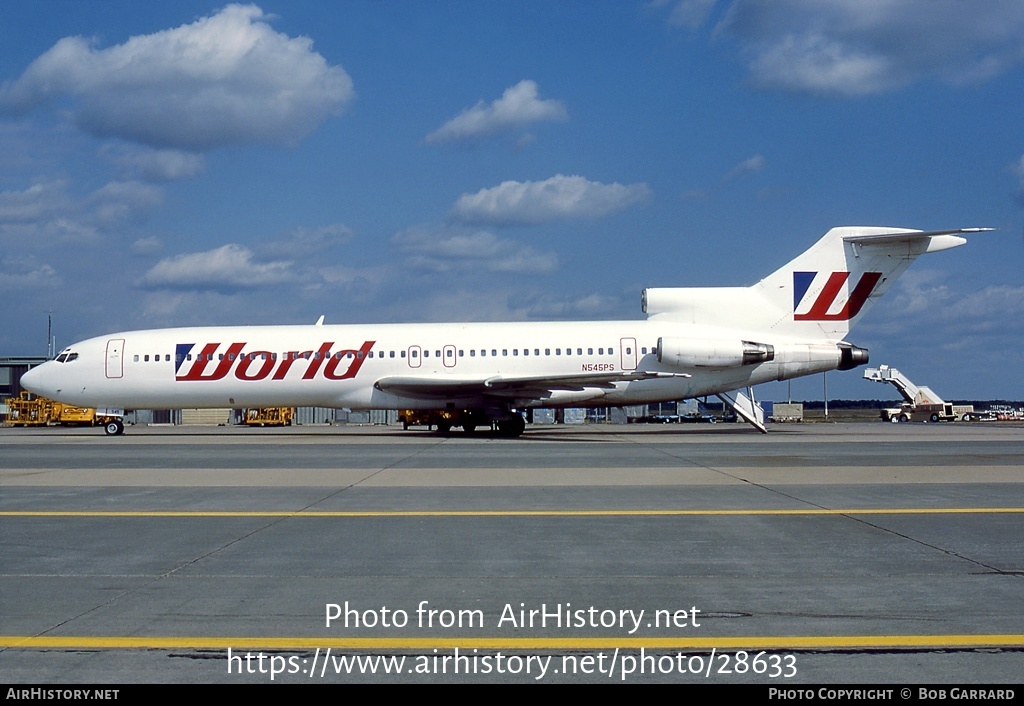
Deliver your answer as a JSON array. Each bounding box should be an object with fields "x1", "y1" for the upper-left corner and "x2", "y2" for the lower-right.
[
  {"x1": 104, "y1": 419, "x2": 125, "y2": 436},
  {"x1": 463, "y1": 424, "x2": 476, "y2": 434},
  {"x1": 497, "y1": 414, "x2": 526, "y2": 437},
  {"x1": 436, "y1": 420, "x2": 452, "y2": 434}
]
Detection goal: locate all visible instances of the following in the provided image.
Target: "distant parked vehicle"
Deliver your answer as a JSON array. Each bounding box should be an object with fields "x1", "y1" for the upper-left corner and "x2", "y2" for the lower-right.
[{"x1": 865, "y1": 365, "x2": 966, "y2": 423}]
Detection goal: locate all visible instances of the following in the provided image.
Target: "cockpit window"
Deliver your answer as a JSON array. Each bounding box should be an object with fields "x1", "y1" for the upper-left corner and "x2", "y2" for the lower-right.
[{"x1": 55, "y1": 352, "x2": 78, "y2": 363}]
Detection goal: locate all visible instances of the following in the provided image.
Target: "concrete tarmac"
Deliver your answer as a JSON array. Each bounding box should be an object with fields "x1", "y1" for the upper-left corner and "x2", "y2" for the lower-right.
[{"x1": 1, "y1": 422, "x2": 1022, "y2": 684}]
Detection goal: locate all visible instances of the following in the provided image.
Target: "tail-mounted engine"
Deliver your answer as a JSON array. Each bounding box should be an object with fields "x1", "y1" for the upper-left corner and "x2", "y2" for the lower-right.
[
  {"x1": 658, "y1": 337, "x2": 775, "y2": 368},
  {"x1": 837, "y1": 343, "x2": 869, "y2": 371}
]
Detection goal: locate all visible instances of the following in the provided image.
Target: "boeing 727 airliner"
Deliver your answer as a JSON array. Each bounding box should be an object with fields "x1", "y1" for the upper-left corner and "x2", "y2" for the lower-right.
[{"x1": 20, "y1": 226, "x2": 988, "y2": 436}]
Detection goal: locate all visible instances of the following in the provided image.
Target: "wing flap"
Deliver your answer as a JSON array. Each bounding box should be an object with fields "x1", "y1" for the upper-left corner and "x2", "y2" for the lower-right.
[{"x1": 374, "y1": 370, "x2": 689, "y2": 401}]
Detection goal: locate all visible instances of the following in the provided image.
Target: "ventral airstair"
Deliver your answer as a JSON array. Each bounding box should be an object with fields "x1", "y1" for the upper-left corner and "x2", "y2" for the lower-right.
[{"x1": 717, "y1": 387, "x2": 767, "y2": 433}]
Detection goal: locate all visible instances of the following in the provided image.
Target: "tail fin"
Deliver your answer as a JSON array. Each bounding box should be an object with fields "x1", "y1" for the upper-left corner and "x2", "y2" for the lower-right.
[
  {"x1": 644, "y1": 226, "x2": 987, "y2": 341},
  {"x1": 754, "y1": 227, "x2": 986, "y2": 339}
]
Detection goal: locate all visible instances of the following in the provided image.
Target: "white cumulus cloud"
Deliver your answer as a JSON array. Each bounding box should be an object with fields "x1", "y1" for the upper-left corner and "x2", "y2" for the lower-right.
[
  {"x1": 0, "y1": 4, "x2": 354, "y2": 150},
  {"x1": 508, "y1": 291, "x2": 627, "y2": 320},
  {"x1": 746, "y1": 32, "x2": 900, "y2": 97},
  {"x1": 450, "y1": 174, "x2": 651, "y2": 226},
  {"x1": 425, "y1": 80, "x2": 568, "y2": 144},
  {"x1": 689, "y1": 0, "x2": 1024, "y2": 97},
  {"x1": 89, "y1": 181, "x2": 164, "y2": 226},
  {"x1": 667, "y1": 0, "x2": 718, "y2": 29},
  {"x1": 393, "y1": 227, "x2": 558, "y2": 274},
  {"x1": 101, "y1": 145, "x2": 206, "y2": 182},
  {"x1": 137, "y1": 244, "x2": 296, "y2": 292},
  {"x1": 130, "y1": 236, "x2": 164, "y2": 256},
  {"x1": 724, "y1": 154, "x2": 765, "y2": 181},
  {"x1": 256, "y1": 224, "x2": 354, "y2": 259},
  {"x1": 865, "y1": 270, "x2": 1024, "y2": 341},
  {"x1": 0, "y1": 181, "x2": 69, "y2": 224},
  {"x1": 0, "y1": 179, "x2": 162, "y2": 242},
  {"x1": 0, "y1": 256, "x2": 59, "y2": 291}
]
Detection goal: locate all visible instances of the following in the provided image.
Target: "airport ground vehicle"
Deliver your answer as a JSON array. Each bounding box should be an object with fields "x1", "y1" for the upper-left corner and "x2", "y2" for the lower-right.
[
  {"x1": 880, "y1": 402, "x2": 957, "y2": 424},
  {"x1": 864, "y1": 365, "x2": 970, "y2": 423},
  {"x1": 3, "y1": 391, "x2": 120, "y2": 428},
  {"x1": 4, "y1": 392, "x2": 49, "y2": 426},
  {"x1": 963, "y1": 405, "x2": 1024, "y2": 422},
  {"x1": 243, "y1": 407, "x2": 294, "y2": 426}
]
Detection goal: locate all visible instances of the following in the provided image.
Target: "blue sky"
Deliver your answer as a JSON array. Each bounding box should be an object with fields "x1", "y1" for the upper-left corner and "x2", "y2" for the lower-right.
[{"x1": 2, "y1": 1, "x2": 1023, "y2": 401}]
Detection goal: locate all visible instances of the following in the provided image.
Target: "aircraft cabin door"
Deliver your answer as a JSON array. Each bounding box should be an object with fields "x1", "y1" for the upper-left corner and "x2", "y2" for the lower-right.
[
  {"x1": 106, "y1": 339, "x2": 125, "y2": 379},
  {"x1": 442, "y1": 344, "x2": 457, "y2": 369},
  {"x1": 407, "y1": 345, "x2": 422, "y2": 368},
  {"x1": 620, "y1": 337, "x2": 637, "y2": 371}
]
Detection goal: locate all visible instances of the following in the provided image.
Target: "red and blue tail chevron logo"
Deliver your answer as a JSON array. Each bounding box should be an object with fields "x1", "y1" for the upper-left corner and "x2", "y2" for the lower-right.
[{"x1": 793, "y1": 271, "x2": 882, "y2": 321}]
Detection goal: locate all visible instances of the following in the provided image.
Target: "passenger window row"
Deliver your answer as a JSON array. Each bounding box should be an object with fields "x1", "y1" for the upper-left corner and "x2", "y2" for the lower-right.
[{"x1": 135, "y1": 345, "x2": 657, "y2": 364}]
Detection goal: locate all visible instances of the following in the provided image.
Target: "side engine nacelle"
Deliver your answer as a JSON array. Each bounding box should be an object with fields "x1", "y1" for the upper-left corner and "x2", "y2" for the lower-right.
[{"x1": 658, "y1": 337, "x2": 775, "y2": 368}]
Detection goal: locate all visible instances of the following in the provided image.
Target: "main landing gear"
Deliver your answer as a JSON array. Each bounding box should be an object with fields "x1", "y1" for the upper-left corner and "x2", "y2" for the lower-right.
[
  {"x1": 103, "y1": 418, "x2": 125, "y2": 436},
  {"x1": 440, "y1": 412, "x2": 525, "y2": 437},
  {"x1": 494, "y1": 414, "x2": 526, "y2": 438},
  {"x1": 429, "y1": 409, "x2": 527, "y2": 437},
  {"x1": 403, "y1": 408, "x2": 528, "y2": 437}
]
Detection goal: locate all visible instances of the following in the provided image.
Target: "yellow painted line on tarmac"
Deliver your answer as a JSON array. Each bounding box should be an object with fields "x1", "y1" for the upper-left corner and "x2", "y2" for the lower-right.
[
  {"x1": 1, "y1": 508, "x2": 1023, "y2": 518},
  {"x1": 2, "y1": 634, "x2": 1024, "y2": 650}
]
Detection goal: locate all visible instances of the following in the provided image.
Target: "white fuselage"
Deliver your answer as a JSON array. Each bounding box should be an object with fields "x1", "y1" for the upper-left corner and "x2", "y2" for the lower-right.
[{"x1": 22, "y1": 319, "x2": 843, "y2": 412}]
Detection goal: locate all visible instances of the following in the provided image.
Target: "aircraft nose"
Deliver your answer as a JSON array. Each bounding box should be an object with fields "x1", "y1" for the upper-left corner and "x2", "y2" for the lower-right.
[{"x1": 20, "y1": 363, "x2": 58, "y2": 398}]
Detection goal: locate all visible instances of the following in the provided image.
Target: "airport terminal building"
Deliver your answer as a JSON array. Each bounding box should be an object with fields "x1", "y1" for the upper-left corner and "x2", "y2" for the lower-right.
[{"x1": 0, "y1": 357, "x2": 46, "y2": 394}]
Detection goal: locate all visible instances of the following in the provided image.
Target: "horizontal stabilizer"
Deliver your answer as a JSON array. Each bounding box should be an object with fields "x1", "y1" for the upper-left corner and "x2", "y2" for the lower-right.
[{"x1": 842, "y1": 228, "x2": 993, "y2": 244}]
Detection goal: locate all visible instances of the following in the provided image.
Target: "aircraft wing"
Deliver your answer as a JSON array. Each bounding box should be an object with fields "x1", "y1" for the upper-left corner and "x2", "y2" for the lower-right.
[{"x1": 374, "y1": 370, "x2": 690, "y2": 401}]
